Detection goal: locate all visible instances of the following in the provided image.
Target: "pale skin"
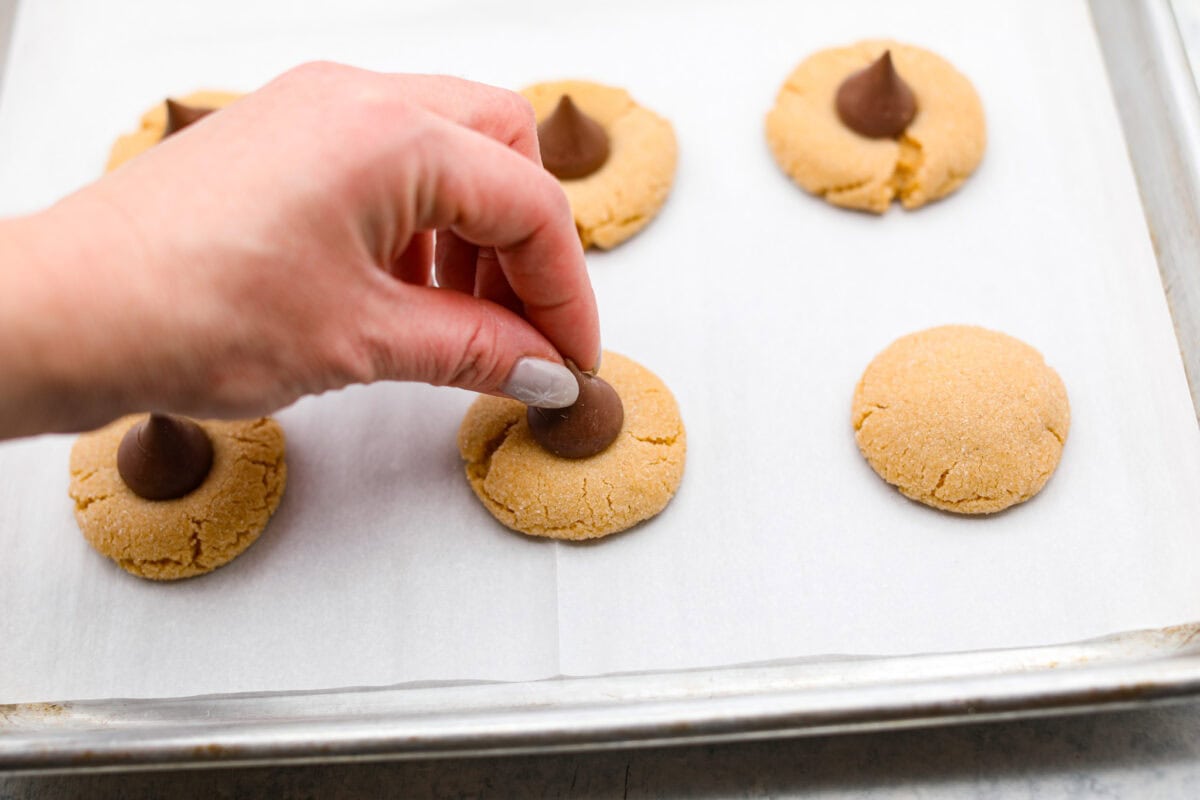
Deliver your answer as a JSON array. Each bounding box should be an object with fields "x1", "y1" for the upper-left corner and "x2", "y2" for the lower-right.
[{"x1": 0, "y1": 63, "x2": 600, "y2": 441}]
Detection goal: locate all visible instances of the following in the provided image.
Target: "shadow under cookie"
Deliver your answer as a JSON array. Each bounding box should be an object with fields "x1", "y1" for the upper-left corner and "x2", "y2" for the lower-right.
[{"x1": 458, "y1": 352, "x2": 686, "y2": 539}]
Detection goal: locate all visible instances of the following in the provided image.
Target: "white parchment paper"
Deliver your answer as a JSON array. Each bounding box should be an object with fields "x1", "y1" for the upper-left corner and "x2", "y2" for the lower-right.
[{"x1": 2, "y1": 0, "x2": 1199, "y2": 704}]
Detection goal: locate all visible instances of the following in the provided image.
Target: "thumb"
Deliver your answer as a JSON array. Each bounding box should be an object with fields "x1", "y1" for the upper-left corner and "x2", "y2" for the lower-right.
[{"x1": 366, "y1": 282, "x2": 580, "y2": 408}]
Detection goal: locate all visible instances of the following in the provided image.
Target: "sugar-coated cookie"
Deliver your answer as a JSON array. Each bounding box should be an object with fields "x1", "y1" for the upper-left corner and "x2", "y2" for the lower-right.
[
  {"x1": 106, "y1": 90, "x2": 242, "y2": 172},
  {"x1": 522, "y1": 80, "x2": 677, "y2": 249},
  {"x1": 69, "y1": 415, "x2": 286, "y2": 579},
  {"x1": 458, "y1": 352, "x2": 685, "y2": 539},
  {"x1": 766, "y1": 41, "x2": 985, "y2": 213},
  {"x1": 852, "y1": 326, "x2": 1068, "y2": 514}
]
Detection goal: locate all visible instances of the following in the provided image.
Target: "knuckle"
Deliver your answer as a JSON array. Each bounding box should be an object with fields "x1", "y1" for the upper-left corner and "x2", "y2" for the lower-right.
[
  {"x1": 447, "y1": 312, "x2": 507, "y2": 390},
  {"x1": 464, "y1": 87, "x2": 538, "y2": 147},
  {"x1": 283, "y1": 60, "x2": 342, "y2": 84},
  {"x1": 506, "y1": 91, "x2": 538, "y2": 130},
  {"x1": 540, "y1": 175, "x2": 573, "y2": 218},
  {"x1": 321, "y1": 327, "x2": 380, "y2": 389},
  {"x1": 398, "y1": 111, "x2": 437, "y2": 148}
]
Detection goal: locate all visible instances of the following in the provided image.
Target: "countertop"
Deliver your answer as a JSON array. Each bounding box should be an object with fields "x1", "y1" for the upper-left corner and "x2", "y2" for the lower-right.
[{"x1": 4, "y1": 0, "x2": 1200, "y2": 796}]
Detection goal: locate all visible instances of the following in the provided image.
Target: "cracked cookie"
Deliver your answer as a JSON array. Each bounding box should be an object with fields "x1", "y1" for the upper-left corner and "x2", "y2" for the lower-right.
[
  {"x1": 69, "y1": 415, "x2": 287, "y2": 579},
  {"x1": 106, "y1": 90, "x2": 242, "y2": 172},
  {"x1": 522, "y1": 80, "x2": 677, "y2": 249},
  {"x1": 766, "y1": 40, "x2": 985, "y2": 213},
  {"x1": 852, "y1": 325, "x2": 1068, "y2": 514},
  {"x1": 458, "y1": 351, "x2": 685, "y2": 539}
]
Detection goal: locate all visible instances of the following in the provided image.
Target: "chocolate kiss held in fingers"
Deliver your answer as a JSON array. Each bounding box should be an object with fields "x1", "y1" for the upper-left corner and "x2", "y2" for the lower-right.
[{"x1": 527, "y1": 362, "x2": 624, "y2": 458}]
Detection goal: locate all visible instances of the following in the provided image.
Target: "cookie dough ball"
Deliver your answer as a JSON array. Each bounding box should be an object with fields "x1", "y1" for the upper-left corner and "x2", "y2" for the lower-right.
[
  {"x1": 766, "y1": 41, "x2": 985, "y2": 213},
  {"x1": 522, "y1": 80, "x2": 677, "y2": 249},
  {"x1": 106, "y1": 90, "x2": 242, "y2": 172},
  {"x1": 69, "y1": 415, "x2": 287, "y2": 579},
  {"x1": 458, "y1": 352, "x2": 685, "y2": 539},
  {"x1": 852, "y1": 326, "x2": 1068, "y2": 514}
]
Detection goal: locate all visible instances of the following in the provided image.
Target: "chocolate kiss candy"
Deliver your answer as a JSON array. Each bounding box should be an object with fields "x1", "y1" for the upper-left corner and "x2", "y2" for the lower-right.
[
  {"x1": 835, "y1": 50, "x2": 918, "y2": 139},
  {"x1": 117, "y1": 413, "x2": 214, "y2": 500},
  {"x1": 537, "y1": 95, "x2": 611, "y2": 180},
  {"x1": 163, "y1": 99, "x2": 215, "y2": 138},
  {"x1": 527, "y1": 363, "x2": 624, "y2": 458}
]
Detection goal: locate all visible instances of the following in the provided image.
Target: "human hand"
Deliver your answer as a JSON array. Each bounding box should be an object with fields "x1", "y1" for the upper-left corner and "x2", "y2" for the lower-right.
[{"x1": 0, "y1": 62, "x2": 598, "y2": 437}]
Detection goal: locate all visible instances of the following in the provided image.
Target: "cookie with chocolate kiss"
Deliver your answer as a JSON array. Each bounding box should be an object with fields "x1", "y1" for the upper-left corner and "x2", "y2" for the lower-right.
[
  {"x1": 70, "y1": 415, "x2": 287, "y2": 580},
  {"x1": 765, "y1": 40, "x2": 986, "y2": 212},
  {"x1": 459, "y1": 351, "x2": 686, "y2": 540},
  {"x1": 521, "y1": 80, "x2": 677, "y2": 249}
]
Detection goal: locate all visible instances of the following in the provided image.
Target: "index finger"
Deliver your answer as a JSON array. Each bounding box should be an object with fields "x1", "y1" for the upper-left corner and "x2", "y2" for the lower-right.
[
  {"x1": 407, "y1": 116, "x2": 599, "y2": 370},
  {"x1": 383, "y1": 73, "x2": 543, "y2": 164}
]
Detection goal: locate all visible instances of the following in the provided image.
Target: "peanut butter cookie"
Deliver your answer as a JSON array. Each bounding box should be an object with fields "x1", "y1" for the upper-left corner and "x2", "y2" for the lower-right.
[
  {"x1": 458, "y1": 351, "x2": 685, "y2": 539},
  {"x1": 852, "y1": 326, "x2": 1068, "y2": 513},
  {"x1": 69, "y1": 415, "x2": 286, "y2": 579},
  {"x1": 522, "y1": 80, "x2": 677, "y2": 249},
  {"x1": 766, "y1": 41, "x2": 985, "y2": 213}
]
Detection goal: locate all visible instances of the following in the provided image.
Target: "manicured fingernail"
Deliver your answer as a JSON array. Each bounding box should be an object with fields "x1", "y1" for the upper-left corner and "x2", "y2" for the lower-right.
[{"x1": 502, "y1": 358, "x2": 579, "y2": 408}]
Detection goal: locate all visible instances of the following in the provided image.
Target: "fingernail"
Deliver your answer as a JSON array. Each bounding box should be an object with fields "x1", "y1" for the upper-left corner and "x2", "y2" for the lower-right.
[{"x1": 502, "y1": 358, "x2": 579, "y2": 408}]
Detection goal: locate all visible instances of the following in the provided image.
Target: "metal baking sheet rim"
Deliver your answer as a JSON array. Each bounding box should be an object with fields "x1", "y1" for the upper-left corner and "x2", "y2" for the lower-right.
[{"x1": 3, "y1": 0, "x2": 1199, "y2": 774}]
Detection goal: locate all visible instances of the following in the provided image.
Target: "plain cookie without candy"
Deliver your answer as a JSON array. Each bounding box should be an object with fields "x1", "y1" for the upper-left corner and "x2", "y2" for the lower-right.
[{"x1": 852, "y1": 325, "x2": 1068, "y2": 514}]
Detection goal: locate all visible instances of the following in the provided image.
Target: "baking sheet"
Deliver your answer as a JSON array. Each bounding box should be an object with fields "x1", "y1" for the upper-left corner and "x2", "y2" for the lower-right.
[{"x1": 2, "y1": 0, "x2": 1200, "y2": 705}]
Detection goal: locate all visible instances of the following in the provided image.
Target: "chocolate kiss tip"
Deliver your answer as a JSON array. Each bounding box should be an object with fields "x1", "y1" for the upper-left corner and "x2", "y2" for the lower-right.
[
  {"x1": 537, "y1": 95, "x2": 611, "y2": 180},
  {"x1": 117, "y1": 412, "x2": 214, "y2": 500},
  {"x1": 163, "y1": 98, "x2": 215, "y2": 138},
  {"x1": 527, "y1": 362, "x2": 624, "y2": 459},
  {"x1": 835, "y1": 49, "x2": 918, "y2": 139}
]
